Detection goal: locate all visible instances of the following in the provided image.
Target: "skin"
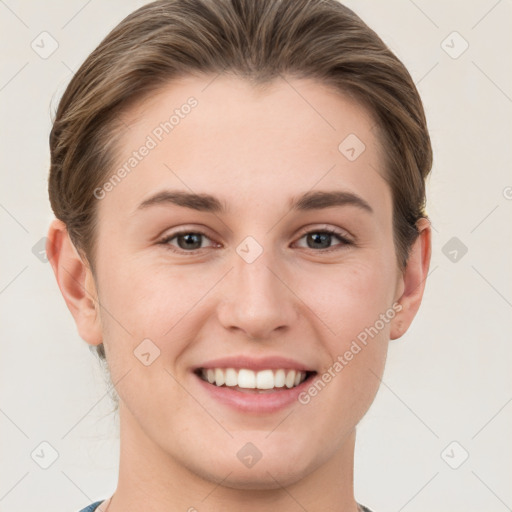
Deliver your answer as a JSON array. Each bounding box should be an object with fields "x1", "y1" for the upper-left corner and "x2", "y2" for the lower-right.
[{"x1": 48, "y1": 74, "x2": 431, "y2": 512}]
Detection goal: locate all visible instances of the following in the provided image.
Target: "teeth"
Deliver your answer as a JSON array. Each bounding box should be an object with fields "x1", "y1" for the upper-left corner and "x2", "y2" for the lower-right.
[
  {"x1": 225, "y1": 368, "x2": 238, "y2": 386},
  {"x1": 238, "y1": 369, "x2": 256, "y2": 388},
  {"x1": 256, "y1": 369, "x2": 274, "y2": 389},
  {"x1": 200, "y1": 368, "x2": 308, "y2": 390},
  {"x1": 274, "y1": 369, "x2": 286, "y2": 387},
  {"x1": 285, "y1": 370, "x2": 296, "y2": 389},
  {"x1": 214, "y1": 368, "x2": 225, "y2": 386}
]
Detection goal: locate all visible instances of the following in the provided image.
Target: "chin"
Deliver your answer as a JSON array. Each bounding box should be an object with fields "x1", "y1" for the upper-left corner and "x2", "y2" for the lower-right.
[
  {"x1": 208, "y1": 465, "x2": 308, "y2": 491},
  {"x1": 189, "y1": 449, "x2": 314, "y2": 491}
]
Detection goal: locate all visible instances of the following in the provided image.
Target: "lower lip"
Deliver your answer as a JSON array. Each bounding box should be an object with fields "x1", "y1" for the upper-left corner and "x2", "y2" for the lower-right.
[{"x1": 192, "y1": 372, "x2": 316, "y2": 414}]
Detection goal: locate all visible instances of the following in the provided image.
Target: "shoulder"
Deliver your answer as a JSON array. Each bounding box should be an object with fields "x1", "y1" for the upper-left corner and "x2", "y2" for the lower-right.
[{"x1": 77, "y1": 500, "x2": 104, "y2": 512}]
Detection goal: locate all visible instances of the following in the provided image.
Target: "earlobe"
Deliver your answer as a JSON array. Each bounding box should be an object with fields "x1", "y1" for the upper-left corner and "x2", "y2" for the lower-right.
[
  {"x1": 390, "y1": 217, "x2": 432, "y2": 340},
  {"x1": 46, "y1": 219, "x2": 103, "y2": 346}
]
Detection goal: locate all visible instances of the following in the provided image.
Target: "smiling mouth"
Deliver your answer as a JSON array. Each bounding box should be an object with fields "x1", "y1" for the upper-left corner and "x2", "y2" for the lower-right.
[{"x1": 194, "y1": 367, "x2": 317, "y2": 393}]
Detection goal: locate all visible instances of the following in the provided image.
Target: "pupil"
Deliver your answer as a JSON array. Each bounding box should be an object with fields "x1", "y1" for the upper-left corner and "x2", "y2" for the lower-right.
[
  {"x1": 309, "y1": 232, "x2": 330, "y2": 249},
  {"x1": 179, "y1": 233, "x2": 201, "y2": 250}
]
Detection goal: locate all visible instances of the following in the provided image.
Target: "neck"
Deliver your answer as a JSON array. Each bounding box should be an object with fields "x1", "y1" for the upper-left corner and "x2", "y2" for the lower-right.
[{"x1": 109, "y1": 401, "x2": 360, "y2": 512}]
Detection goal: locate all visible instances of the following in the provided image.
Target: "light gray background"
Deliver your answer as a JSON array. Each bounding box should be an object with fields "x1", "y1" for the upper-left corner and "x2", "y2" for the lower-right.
[{"x1": 1, "y1": 1, "x2": 511, "y2": 511}]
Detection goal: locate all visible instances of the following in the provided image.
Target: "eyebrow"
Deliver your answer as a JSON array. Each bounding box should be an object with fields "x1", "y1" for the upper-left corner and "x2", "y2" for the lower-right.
[
  {"x1": 137, "y1": 190, "x2": 227, "y2": 213},
  {"x1": 290, "y1": 190, "x2": 373, "y2": 214},
  {"x1": 136, "y1": 189, "x2": 373, "y2": 215}
]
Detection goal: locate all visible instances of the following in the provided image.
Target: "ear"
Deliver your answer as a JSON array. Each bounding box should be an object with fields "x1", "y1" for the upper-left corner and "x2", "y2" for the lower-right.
[
  {"x1": 46, "y1": 219, "x2": 103, "y2": 346},
  {"x1": 390, "y1": 217, "x2": 432, "y2": 340}
]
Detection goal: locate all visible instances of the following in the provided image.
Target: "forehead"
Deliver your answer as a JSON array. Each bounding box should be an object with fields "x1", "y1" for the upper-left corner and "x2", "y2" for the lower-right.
[{"x1": 100, "y1": 74, "x2": 391, "y2": 221}]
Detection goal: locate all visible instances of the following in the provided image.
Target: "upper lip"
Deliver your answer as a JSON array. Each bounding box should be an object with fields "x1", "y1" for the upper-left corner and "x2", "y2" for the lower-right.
[{"x1": 193, "y1": 355, "x2": 316, "y2": 373}]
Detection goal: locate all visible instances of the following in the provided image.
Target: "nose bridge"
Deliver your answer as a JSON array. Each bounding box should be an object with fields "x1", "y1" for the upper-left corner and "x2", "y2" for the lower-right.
[
  {"x1": 217, "y1": 236, "x2": 297, "y2": 338},
  {"x1": 235, "y1": 245, "x2": 280, "y2": 299}
]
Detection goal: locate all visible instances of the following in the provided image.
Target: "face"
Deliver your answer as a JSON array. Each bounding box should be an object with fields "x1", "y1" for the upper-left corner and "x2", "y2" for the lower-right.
[{"x1": 68, "y1": 75, "x2": 413, "y2": 488}]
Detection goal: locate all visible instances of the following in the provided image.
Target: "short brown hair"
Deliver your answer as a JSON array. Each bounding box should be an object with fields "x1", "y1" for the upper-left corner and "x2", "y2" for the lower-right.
[{"x1": 49, "y1": 0, "x2": 433, "y2": 360}]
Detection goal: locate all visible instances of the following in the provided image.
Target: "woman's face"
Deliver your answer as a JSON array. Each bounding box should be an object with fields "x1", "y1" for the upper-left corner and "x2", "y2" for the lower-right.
[{"x1": 86, "y1": 75, "x2": 413, "y2": 488}]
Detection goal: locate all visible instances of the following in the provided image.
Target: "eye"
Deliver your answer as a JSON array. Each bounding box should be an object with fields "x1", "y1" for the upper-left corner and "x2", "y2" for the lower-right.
[
  {"x1": 158, "y1": 230, "x2": 217, "y2": 252},
  {"x1": 157, "y1": 226, "x2": 353, "y2": 254},
  {"x1": 294, "y1": 228, "x2": 353, "y2": 251}
]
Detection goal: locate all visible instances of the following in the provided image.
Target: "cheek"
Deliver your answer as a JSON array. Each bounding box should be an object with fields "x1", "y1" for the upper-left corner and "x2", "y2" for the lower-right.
[
  {"x1": 303, "y1": 257, "x2": 396, "y2": 340},
  {"x1": 98, "y1": 255, "x2": 203, "y2": 329},
  {"x1": 303, "y1": 262, "x2": 390, "y2": 437},
  {"x1": 300, "y1": 256, "x2": 394, "y2": 412},
  {"x1": 95, "y1": 256, "x2": 222, "y2": 377}
]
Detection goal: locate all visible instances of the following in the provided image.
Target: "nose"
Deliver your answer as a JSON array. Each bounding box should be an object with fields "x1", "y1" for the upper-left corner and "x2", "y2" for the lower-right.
[{"x1": 216, "y1": 245, "x2": 299, "y2": 340}]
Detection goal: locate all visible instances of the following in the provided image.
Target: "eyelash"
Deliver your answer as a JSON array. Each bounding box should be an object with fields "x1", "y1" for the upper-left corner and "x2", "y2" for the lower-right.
[{"x1": 157, "y1": 227, "x2": 353, "y2": 254}]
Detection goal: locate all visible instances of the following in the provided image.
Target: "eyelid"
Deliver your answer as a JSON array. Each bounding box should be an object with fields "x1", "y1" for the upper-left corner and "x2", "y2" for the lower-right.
[
  {"x1": 295, "y1": 224, "x2": 352, "y2": 240},
  {"x1": 157, "y1": 224, "x2": 214, "y2": 240}
]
